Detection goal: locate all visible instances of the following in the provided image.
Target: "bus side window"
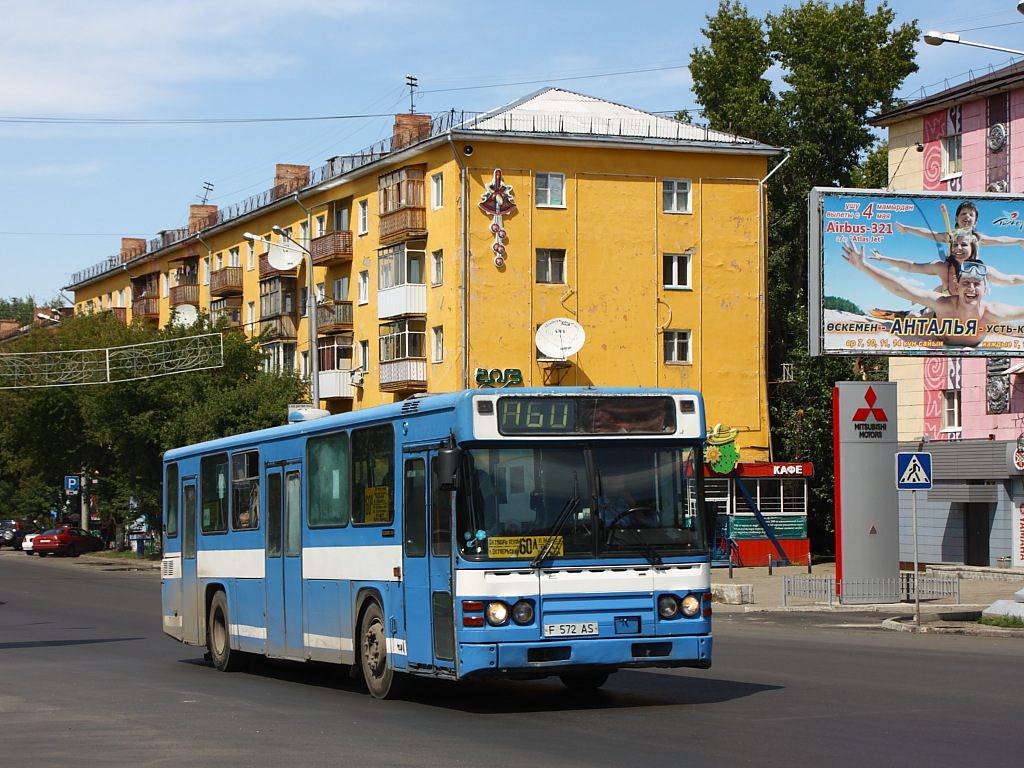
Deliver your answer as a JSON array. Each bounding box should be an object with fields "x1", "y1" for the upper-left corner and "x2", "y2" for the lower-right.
[
  {"x1": 164, "y1": 463, "x2": 179, "y2": 538},
  {"x1": 404, "y1": 458, "x2": 426, "y2": 557}
]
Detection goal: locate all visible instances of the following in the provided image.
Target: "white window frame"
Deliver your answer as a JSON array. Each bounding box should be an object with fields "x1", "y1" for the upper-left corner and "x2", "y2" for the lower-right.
[
  {"x1": 536, "y1": 248, "x2": 566, "y2": 284},
  {"x1": 246, "y1": 301, "x2": 255, "y2": 327},
  {"x1": 942, "y1": 134, "x2": 962, "y2": 179},
  {"x1": 662, "y1": 178, "x2": 692, "y2": 214},
  {"x1": 316, "y1": 214, "x2": 327, "y2": 237},
  {"x1": 664, "y1": 329, "x2": 692, "y2": 364},
  {"x1": 431, "y1": 249, "x2": 443, "y2": 286},
  {"x1": 431, "y1": 172, "x2": 444, "y2": 210},
  {"x1": 942, "y1": 389, "x2": 962, "y2": 430},
  {"x1": 228, "y1": 246, "x2": 240, "y2": 268},
  {"x1": 432, "y1": 325, "x2": 444, "y2": 362},
  {"x1": 203, "y1": 257, "x2": 210, "y2": 286},
  {"x1": 663, "y1": 251, "x2": 693, "y2": 289},
  {"x1": 358, "y1": 199, "x2": 369, "y2": 235},
  {"x1": 333, "y1": 276, "x2": 349, "y2": 300},
  {"x1": 247, "y1": 241, "x2": 255, "y2": 271},
  {"x1": 358, "y1": 271, "x2": 369, "y2": 304},
  {"x1": 535, "y1": 172, "x2": 565, "y2": 207}
]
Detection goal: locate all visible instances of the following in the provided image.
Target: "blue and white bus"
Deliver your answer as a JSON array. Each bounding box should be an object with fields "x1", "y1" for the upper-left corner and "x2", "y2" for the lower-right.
[{"x1": 161, "y1": 388, "x2": 714, "y2": 698}]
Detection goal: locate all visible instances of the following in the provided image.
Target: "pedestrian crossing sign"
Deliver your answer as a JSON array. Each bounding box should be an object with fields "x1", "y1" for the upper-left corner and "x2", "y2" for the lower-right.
[{"x1": 895, "y1": 452, "x2": 932, "y2": 490}]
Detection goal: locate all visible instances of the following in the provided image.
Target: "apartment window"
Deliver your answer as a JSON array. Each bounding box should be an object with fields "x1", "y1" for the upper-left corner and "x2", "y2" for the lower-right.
[
  {"x1": 299, "y1": 287, "x2": 308, "y2": 318},
  {"x1": 299, "y1": 221, "x2": 310, "y2": 249},
  {"x1": 379, "y1": 318, "x2": 426, "y2": 362},
  {"x1": 247, "y1": 241, "x2": 255, "y2": 271},
  {"x1": 942, "y1": 134, "x2": 962, "y2": 178},
  {"x1": 262, "y1": 342, "x2": 296, "y2": 373},
  {"x1": 663, "y1": 178, "x2": 692, "y2": 214},
  {"x1": 378, "y1": 167, "x2": 425, "y2": 214},
  {"x1": 663, "y1": 251, "x2": 693, "y2": 289},
  {"x1": 432, "y1": 250, "x2": 443, "y2": 286},
  {"x1": 358, "y1": 200, "x2": 369, "y2": 235},
  {"x1": 333, "y1": 276, "x2": 349, "y2": 300},
  {"x1": 162, "y1": 272, "x2": 169, "y2": 298},
  {"x1": 319, "y1": 334, "x2": 354, "y2": 372},
  {"x1": 432, "y1": 326, "x2": 444, "y2": 362},
  {"x1": 379, "y1": 243, "x2": 425, "y2": 289},
  {"x1": 431, "y1": 172, "x2": 444, "y2": 209},
  {"x1": 359, "y1": 339, "x2": 370, "y2": 370},
  {"x1": 334, "y1": 203, "x2": 350, "y2": 233},
  {"x1": 358, "y1": 271, "x2": 369, "y2": 304},
  {"x1": 535, "y1": 172, "x2": 564, "y2": 207},
  {"x1": 260, "y1": 278, "x2": 295, "y2": 318},
  {"x1": 229, "y1": 247, "x2": 240, "y2": 268},
  {"x1": 536, "y1": 248, "x2": 566, "y2": 284},
  {"x1": 215, "y1": 252, "x2": 223, "y2": 270},
  {"x1": 316, "y1": 214, "x2": 327, "y2": 237},
  {"x1": 664, "y1": 329, "x2": 692, "y2": 364},
  {"x1": 203, "y1": 257, "x2": 210, "y2": 286},
  {"x1": 246, "y1": 301, "x2": 255, "y2": 327},
  {"x1": 942, "y1": 389, "x2": 962, "y2": 430}
]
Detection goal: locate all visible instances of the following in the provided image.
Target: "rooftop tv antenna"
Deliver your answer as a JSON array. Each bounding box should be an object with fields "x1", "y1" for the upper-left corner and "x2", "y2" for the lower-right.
[
  {"x1": 406, "y1": 75, "x2": 418, "y2": 113},
  {"x1": 198, "y1": 181, "x2": 214, "y2": 204}
]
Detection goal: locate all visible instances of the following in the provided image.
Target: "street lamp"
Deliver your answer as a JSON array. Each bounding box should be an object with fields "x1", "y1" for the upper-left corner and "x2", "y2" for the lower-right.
[
  {"x1": 243, "y1": 229, "x2": 320, "y2": 405},
  {"x1": 923, "y1": 30, "x2": 1024, "y2": 57}
]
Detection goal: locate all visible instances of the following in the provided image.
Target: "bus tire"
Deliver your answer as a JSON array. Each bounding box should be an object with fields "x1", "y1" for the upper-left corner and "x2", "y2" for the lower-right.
[
  {"x1": 207, "y1": 591, "x2": 247, "y2": 672},
  {"x1": 359, "y1": 601, "x2": 407, "y2": 699},
  {"x1": 559, "y1": 671, "x2": 610, "y2": 691}
]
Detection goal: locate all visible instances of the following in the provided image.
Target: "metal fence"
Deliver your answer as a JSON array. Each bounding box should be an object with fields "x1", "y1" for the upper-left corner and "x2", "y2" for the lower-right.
[{"x1": 783, "y1": 574, "x2": 960, "y2": 607}]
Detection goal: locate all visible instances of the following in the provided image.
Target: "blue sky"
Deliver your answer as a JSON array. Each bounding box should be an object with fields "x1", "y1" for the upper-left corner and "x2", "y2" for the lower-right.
[{"x1": 2, "y1": 0, "x2": 1024, "y2": 305}]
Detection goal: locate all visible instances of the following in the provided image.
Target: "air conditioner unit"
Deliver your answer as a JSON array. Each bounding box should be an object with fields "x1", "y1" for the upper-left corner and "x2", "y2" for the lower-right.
[{"x1": 349, "y1": 369, "x2": 364, "y2": 387}]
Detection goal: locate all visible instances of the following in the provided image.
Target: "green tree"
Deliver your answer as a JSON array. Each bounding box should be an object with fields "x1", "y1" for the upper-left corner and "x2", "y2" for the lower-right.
[
  {"x1": 690, "y1": 0, "x2": 917, "y2": 551},
  {"x1": 0, "y1": 313, "x2": 306, "y2": 535}
]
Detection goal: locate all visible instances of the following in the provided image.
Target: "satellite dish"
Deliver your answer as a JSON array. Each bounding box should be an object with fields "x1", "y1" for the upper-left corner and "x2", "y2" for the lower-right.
[
  {"x1": 267, "y1": 243, "x2": 303, "y2": 271},
  {"x1": 535, "y1": 318, "x2": 586, "y2": 360},
  {"x1": 172, "y1": 304, "x2": 199, "y2": 327}
]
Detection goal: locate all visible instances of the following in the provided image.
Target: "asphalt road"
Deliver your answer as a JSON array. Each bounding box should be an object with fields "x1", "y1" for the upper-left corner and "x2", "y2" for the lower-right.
[{"x1": 1, "y1": 550, "x2": 1020, "y2": 767}]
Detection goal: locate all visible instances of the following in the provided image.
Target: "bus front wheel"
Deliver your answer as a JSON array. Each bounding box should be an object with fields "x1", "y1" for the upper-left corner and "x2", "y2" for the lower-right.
[
  {"x1": 359, "y1": 601, "x2": 408, "y2": 699},
  {"x1": 207, "y1": 591, "x2": 248, "y2": 672}
]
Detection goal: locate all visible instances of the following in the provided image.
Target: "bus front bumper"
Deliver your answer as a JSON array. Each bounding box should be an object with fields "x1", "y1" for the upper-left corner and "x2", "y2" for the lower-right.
[{"x1": 456, "y1": 634, "x2": 712, "y2": 680}]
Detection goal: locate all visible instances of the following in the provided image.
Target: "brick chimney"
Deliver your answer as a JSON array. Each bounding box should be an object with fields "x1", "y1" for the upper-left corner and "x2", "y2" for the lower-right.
[
  {"x1": 274, "y1": 164, "x2": 310, "y2": 195},
  {"x1": 392, "y1": 114, "x2": 432, "y2": 151},
  {"x1": 120, "y1": 237, "x2": 147, "y2": 263},
  {"x1": 189, "y1": 204, "x2": 218, "y2": 234}
]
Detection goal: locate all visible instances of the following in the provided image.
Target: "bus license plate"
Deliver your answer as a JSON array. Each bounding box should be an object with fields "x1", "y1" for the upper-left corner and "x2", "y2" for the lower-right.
[{"x1": 543, "y1": 622, "x2": 599, "y2": 637}]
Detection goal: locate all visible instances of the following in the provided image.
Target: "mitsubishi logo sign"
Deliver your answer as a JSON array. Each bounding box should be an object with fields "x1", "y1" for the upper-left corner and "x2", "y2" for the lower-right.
[{"x1": 852, "y1": 386, "x2": 888, "y2": 422}]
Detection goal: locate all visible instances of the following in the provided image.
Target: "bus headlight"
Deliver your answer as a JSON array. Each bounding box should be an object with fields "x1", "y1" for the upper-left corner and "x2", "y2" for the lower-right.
[
  {"x1": 511, "y1": 599, "x2": 534, "y2": 625},
  {"x1": 485, "y1": 601, "x2": 510, "y2": 626},
  {"x1": 680, "y1": 594, "x2": 701, "y2": 618},
  {"x1": 657, "y1": 594, "x2": 680, "y2": 619}
]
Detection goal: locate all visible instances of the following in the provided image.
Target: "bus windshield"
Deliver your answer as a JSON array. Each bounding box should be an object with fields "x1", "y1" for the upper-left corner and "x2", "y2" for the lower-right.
[{"x1": 456, "y1": 445, "x2": 706, "y2": 561}]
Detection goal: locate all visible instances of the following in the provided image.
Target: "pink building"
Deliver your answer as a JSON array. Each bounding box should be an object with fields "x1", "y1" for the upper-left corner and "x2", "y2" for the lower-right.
[{"x1": 870, "y1": 61, "x2": 1024, "y2": 568}]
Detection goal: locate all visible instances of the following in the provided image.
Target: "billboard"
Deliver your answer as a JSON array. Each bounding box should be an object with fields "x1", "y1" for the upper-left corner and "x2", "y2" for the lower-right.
[{"x1": 809, "y1": 188, "x2": 1024, "y2": 356}]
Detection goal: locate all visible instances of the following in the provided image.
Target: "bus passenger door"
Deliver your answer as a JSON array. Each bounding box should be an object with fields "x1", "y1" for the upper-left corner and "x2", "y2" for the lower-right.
[
  {"x1": 265, "y1": 467, "x2": 304, "y2": 658},
  {"x1": 401, "y1": 454, "x2": 455, "y2": 675},
  {"x1": 181, "y1": 480, "x2": 201, "y2": 645}
]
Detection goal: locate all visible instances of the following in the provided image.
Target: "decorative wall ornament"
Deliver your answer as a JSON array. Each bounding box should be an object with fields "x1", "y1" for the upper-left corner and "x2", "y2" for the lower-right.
[{"x1": 478, "y1": 169, "x2": 517, "y2": 267}]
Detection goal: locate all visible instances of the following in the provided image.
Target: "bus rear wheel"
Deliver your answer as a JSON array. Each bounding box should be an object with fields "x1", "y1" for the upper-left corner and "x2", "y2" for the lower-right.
[
  {"x1": 207, "y1": 591, "x2": 248, "y2": 672},
  {"x1": 559, "y1": 671, "x2": 610, "y2": 691},
  {"x1": 359, "y1": 601, "x2": 408, "y2": 699}
]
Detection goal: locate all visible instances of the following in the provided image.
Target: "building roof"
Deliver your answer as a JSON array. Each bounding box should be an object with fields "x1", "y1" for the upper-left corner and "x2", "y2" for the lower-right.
[
  {"x1": 870, "y1": 60, "x2": 1024, "y2": 126},
  {"x1": 454, "y1": 87, "x2": 775, "y2": 150}
]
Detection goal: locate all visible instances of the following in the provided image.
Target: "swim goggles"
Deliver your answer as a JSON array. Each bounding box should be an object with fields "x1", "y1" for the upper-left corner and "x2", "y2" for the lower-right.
[{"x1": 958, "y1": 261, "x2": 987, "y2": 278}]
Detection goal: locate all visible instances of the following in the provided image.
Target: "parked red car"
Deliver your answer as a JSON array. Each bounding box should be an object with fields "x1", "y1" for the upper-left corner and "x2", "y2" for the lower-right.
[{"x1": 32, "y1": 527, "x2": 104, "y2": 557}]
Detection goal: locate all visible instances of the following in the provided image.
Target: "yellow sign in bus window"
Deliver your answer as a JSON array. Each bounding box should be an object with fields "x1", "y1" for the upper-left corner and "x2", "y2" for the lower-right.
[
  {"x1": 487, "y1": 536, "x2": 564, "y2": 559},
  {"x1": 364, "y1": 486, "x2": 391, "y2": 523}
]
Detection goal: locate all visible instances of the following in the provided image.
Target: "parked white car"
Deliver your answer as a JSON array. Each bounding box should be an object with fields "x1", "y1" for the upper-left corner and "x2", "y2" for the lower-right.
[{"x1": 21, "y1": 531, "x2": 40, "y2": 555}]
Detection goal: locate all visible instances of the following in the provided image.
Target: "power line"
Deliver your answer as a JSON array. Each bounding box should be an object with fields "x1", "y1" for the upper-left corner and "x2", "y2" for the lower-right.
[
  {"x1": 420, "y1": 64, "x2": 689, "y2": 94},
  {"x1": 0, "y1": 113, "x2": 395, "y2": 125}
]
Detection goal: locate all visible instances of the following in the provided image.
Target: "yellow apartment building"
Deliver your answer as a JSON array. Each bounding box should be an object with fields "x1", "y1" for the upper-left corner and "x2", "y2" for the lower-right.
[{"x1": 67, "y1": 88, "x2": 780, "y2": 460}]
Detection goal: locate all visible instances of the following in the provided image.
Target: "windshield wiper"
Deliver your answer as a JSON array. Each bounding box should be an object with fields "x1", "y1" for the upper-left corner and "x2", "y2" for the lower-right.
[
  {"x1": 530, "y1": 495, "x2": 580, "y2": 569},
  {"x1": 624, "y1": 527, "x2": 662, "y2": 566}
]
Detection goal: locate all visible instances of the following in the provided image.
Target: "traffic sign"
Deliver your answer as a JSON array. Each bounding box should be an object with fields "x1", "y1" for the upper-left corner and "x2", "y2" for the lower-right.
[
  {"x1": 64, "y1": 475, "x2": 81, "y2": 493},
  {"x1": 895, "y1": 452, "x2": 932, "y2": 490}
]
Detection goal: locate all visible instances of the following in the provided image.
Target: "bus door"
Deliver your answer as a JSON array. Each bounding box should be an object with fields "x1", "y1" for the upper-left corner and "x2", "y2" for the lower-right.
[
  {"x1": 401, "y1": 452, "x2": 455, "y2": 675},
  {"x1": 181, "y1": 479, "x2": 201, "y2": 645},
  {"x1": 265, "y1": 465, "x2": 304, "y2": 658}
]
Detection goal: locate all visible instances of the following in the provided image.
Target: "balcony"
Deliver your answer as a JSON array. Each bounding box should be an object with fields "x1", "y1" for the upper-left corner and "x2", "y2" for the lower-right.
[
  {"x1": 259, "y1": 252, "x2": 298, "y2": 278},
  {"x1": 210, "y1": 297, "x2": 243, "y2": 329},
  {"x1": 132, "y1": 297, "x2": 160, "y2": 320},
  {"x1": 107, "y1": 307, "x2": 128, "y2": 324},
  {"x1": 379, "y1": 206, "x2": 426, "y2": 244},
  {"x1": 169, "y1": 283, "x2": 200, "y2": 307},
  {"x1": 378, "y1": 284, "x2": 426, "y2": 320},
  {"x1": 260, "y1": 315, "x2": 298, "y2": 340},
  {"x1": 379, "y1": 358, "x2": 427, "y2": 393},
  {"x1": 317, "y1": 300, "x2": 353, "y2": 333},
  {"x1": 319, "y1": 368, "x2": 357, "y2": 400},
  {"x1": 210, "y1": 266, "x2": 244, "y2": 296},
  {"x1": 311, "y1": 231, "x2": 353, "y2": 266}
]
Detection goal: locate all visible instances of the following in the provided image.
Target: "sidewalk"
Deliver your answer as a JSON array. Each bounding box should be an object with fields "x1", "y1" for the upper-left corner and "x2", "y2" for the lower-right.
[{"x1": 711, "y1": 561, "x2": 1024, "y2": 634}]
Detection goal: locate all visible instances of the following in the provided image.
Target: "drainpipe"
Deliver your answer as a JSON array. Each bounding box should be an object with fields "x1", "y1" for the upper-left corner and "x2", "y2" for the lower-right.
[{"x1": 447, "y1": 134, "x2": 469, "y2": 389}]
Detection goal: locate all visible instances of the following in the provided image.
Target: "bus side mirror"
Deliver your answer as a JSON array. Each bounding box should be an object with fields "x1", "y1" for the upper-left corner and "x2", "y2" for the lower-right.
[{"x1": 437, "y1": 445, "x2": 462, "y2": 491}]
